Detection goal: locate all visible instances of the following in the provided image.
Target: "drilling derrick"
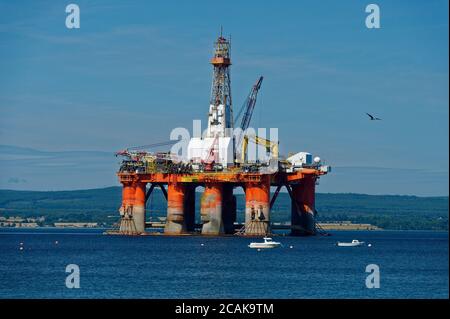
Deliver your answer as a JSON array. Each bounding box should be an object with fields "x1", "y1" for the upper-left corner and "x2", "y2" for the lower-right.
[
  {"x1": 115, "y1": 31, "x2": 331, "y2": 237},
  {"x1": 207, "y1": 35, "x2": 233, "y2": 138},
  {"x1": 187, "y1": 34, "x2": 235, "y2": 170}
]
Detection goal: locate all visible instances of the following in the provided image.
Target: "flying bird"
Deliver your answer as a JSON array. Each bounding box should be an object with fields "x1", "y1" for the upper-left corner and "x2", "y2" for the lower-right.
[{"x1": 366, "y1": 113, "x2": 382, "y2": 120}]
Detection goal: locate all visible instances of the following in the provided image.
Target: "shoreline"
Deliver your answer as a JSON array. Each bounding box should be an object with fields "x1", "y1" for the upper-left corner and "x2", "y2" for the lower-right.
[{"x1": 0, "y1": 226, "x2": 448, "y2": 233}]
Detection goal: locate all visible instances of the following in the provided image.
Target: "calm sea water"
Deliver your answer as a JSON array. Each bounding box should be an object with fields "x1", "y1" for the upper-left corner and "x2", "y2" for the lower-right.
[{"x1": 0, "y1": 228, "x2": 448, "y2": 299}]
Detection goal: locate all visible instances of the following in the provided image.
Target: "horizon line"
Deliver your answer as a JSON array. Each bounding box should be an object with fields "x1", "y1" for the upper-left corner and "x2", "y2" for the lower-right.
[{"x1": 0, "y1": 186, "x2": 448, "y2": 199}]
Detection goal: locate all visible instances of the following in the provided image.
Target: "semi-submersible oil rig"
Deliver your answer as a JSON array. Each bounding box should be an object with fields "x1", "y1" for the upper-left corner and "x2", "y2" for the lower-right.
[{"x1": 114, "y1": 34, "x2": 330, "y2": 237}]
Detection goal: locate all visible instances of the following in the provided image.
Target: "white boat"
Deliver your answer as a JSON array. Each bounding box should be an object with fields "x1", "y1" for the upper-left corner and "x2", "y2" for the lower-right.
[
  {"x1": 248, "y1": 237, "x2": 282, "y2": 249},
  {"x1": 337, "y1": 239, "x2": 365, "y2": 247}
]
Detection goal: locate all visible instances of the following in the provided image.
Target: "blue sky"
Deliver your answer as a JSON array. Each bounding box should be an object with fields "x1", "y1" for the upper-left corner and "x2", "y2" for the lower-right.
[{"x1": 0, "y1": 0, "x2": 448, "y2": 195}]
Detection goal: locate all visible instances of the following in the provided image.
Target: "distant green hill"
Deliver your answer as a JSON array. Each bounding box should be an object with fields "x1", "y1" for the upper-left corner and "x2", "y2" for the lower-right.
[{"x1": 0, "y1": 187, "x2": 448, "y2": 230}]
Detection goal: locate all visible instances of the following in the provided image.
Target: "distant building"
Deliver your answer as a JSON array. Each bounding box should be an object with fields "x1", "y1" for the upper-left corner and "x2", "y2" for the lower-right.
[
  {"x1": 16, "y1": 223, "x2": 38, "y2": 228},
  {"x1": 54, "y1": 222, "x2": 98, "y2": 228}
]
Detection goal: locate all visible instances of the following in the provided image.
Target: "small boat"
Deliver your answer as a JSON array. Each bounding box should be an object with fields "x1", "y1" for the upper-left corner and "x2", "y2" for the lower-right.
[
  {"x1": 248, "y1": 237, "x2": 282, "y2": 249},
  {"x1": 336, "y1": 239, "x2": 365, "y2": 247}
]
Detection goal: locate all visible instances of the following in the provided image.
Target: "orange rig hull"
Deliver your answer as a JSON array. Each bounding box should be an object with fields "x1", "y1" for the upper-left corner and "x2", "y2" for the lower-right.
[{"x1": 117, "y1": 168, "x2": 325, "y2": 236}]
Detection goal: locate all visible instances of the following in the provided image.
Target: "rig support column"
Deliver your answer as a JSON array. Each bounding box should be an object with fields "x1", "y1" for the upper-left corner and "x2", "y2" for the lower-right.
[
  {"x1": 165, "y1": 183, "x2": 187, "y2": 235},
  {"x1": 201, "y1": 183, "x2": 224, "y2": 235},
  {"x1": 119, "y1": 182, "x2": 139, "y2": 234},
  {"x1": 291, "y1": 177, "x2": 316, "y2": 236},
  {"x1": 244, "y1": 175, "x2": 270, "y2": 236},
  {"x1": 133, "y1": 182, "x2": 147, "y2": 234},
  {"x1": 222, "y1": 185, "x2": 237, "y2": 234}
]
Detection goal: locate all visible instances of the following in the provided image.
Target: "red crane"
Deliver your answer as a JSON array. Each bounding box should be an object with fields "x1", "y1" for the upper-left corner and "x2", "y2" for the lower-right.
[{"x1": 202, "y1": 135, "x2": 219, "y2": 171}]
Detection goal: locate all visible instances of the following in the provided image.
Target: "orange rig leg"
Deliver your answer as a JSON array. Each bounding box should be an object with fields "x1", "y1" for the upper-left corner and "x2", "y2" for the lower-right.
[
  {"x1": 133, "y1": 182, "x2": 147, "y2": 234},
  {"x1": 291, "y1": 177, "x2": 316, "y2": 236},
  {"x1": 165, "y1": 182, "x2": 188, "y2": 235},
  {"x1": 119, "y1": 182, "x2": 146, "y2": 235},
  {"x1": 201, "y1": 183, "x2": 224, "y2": 235},
  {"x1": 244, "y1": 175, "x2": 270, "y2": 236}
]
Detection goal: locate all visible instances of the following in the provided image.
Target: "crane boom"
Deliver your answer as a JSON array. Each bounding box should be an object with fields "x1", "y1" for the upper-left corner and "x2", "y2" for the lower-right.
[
  {"x1": 235, "y1": 76, "x2": 264, "y2": 163},
  {"x1": 241, "y1": 135, "x2": 278, "y2": 164},
  {"x1": 240, "y1": 76, "x2": 263, "y2": 132}
]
